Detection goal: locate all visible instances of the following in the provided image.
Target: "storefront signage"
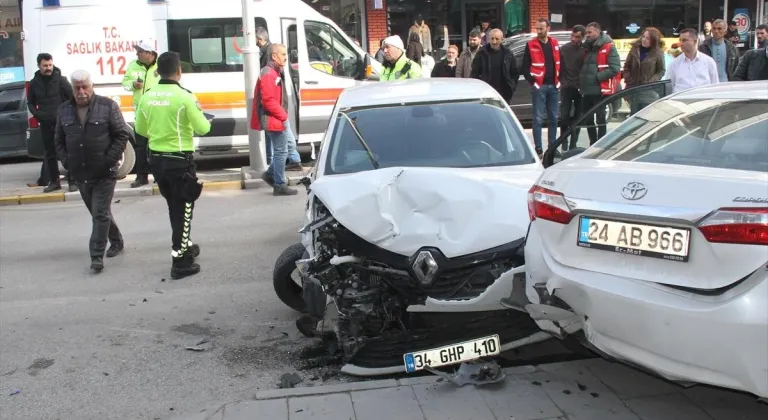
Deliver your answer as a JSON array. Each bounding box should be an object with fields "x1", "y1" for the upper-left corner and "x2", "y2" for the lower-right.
[
  {"x1": 626, "y1": 23, "x2": 640, "y2": 34},
  {"x1": 733, "y1": 8, "x2": 751, "y2": 42}
]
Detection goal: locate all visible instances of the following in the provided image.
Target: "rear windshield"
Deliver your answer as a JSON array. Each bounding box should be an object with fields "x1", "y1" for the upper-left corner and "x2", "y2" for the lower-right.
[
  {"x1": 580, "y1": 99, "x2": 768, "y2": 173},
  {"x1": 325, "y1": 99, "x2": 535, "y2": 175}
]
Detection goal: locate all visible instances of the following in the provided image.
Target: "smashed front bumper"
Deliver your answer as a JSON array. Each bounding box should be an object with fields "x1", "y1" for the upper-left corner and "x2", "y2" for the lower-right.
[{"x1": 523, "y1": 222, "x2": 768, "y2": 398}]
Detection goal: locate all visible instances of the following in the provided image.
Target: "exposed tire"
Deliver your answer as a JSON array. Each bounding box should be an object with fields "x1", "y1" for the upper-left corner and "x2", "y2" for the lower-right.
[
  {"x1": 116, "y1": 141, "x2": 136, "y2": 180},
  {"x1": 273, "y1": 243, "x2": 308, "y2": 313}
]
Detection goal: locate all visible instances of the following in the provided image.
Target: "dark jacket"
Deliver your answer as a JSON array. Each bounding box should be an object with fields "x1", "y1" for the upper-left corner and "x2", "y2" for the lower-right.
[
  {"x1": 251, "y1": 63, "x2": 289, "y2": 132},
  {"x1": 27, "y1": 66, "x2": 73, "y2": 125},
  {"x1": 579, "y1": 33, "x2": 621, "y2": 96},
  {"x1": 431, "y1": 60, "x2": 457, "y2": 78},
  {"x1": 470, "y1": 44, "x2": 519, "y2": 101},
  {"x1": 698, "y1": 38, "x2": 739, "y2": 80},
  {"x1": 259, "y1": 42, "x2": 271, "y2": 69},
  {"x1": 54, "y1": 94, "x2": 131, "y2": 182},
  {"x1": 732, "y1": 48, "x2": 768, "y2": 81},
  {"x1": 455, "y1": 46, "x2": 478, "y2": 78},
  {"x1": 406, "y1": 38, "x2": 424, "y2": 64},
  {"x1": 559, "y1": 41, "x2": 585, "y2": 89},
  {"x1": 623, "y1": 41, "x2": 666, "y2": 87}
]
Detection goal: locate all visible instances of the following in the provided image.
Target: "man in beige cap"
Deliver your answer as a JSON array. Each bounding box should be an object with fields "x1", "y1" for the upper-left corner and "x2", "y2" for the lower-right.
[
  {"x1": 381, "y1": 35, "x2": 422, "y2": 81},
  {"x1": 122, "y1": 38, "x2": 160, "y2": 187}
]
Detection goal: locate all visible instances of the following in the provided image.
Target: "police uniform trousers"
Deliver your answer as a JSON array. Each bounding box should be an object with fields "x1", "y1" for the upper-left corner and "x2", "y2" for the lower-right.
[{"x1": 149, "y1": 151, "x2": 197, "y2": 256}]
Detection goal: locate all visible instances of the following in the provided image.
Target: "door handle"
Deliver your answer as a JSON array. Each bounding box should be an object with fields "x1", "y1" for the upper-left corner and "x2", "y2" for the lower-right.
[{"x1": 305, "y1": 80, "x2": 319, "y2": 85}]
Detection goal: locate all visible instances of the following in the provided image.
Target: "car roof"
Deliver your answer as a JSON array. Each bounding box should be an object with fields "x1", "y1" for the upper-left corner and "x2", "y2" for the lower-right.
[
  {"x1": 0, "y1": 81, "x2": 26, "y2": 90},
  {"x1": 504, "y1": 31, "x2": 572, "y2": 44},
  {"x1": 337, "y1": 78, "x2": 503, "y2": 108},
  {"x1": 669, "y1": 81, "x2": 768, "y2": 100}
]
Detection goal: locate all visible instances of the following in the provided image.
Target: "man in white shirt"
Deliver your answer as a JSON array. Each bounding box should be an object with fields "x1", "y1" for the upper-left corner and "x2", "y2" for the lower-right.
[{"x1": 666, "y1": 28, "x2": 719, "y2": 93}]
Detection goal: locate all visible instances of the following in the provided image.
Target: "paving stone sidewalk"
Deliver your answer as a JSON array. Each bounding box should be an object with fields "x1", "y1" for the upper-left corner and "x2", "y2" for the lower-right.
[{"x1": 177, "y1": 359, "x2": 767, "y2": 420}]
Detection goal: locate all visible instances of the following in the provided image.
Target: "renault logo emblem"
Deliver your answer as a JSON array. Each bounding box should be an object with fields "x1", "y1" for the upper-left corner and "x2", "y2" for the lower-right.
[
  {"x1": 412, "y1": 251, "x2": 438, "y2": 285},
  {"x1": 621, "y1": 182, "x2": 647, "y2": 201}
]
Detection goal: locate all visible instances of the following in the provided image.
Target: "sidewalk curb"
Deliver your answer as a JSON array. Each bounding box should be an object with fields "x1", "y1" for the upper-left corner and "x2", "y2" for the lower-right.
[
  {"x1": 253, "y1": 365, "x2": 542, "y2": 401},
  {"x1": 0, "y1": 175, "x2": 304, "y2": 206}
]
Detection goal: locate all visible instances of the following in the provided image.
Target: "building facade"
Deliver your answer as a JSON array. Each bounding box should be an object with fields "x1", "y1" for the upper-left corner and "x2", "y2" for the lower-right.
[{"x1": 354, "y1": 0, "x2": 765, "y2": 55}]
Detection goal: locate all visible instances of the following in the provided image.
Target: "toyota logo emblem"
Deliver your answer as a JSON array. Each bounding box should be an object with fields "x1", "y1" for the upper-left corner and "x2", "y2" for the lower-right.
[{"x1": 621, "y1": 182, "x2": 648, "y2": 201}]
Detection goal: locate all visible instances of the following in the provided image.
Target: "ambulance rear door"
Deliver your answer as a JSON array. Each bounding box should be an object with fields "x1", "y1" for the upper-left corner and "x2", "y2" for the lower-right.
[{"x1": 38, "y1": 0, "x2": 169, "y2": 122}]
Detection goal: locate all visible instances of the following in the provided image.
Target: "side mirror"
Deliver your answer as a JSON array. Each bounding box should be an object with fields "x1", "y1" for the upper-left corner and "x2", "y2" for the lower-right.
[{"x1": 359, "y1": 54, "x2": 379, "y2": 81}]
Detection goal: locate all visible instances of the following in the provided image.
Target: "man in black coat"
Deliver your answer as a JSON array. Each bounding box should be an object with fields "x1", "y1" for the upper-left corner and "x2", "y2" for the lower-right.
[
  {"x1": 470, "y1": 28, "x2": 519, "y2": 103},
  {"x1": 27, "y1": 53, "x2": 75, "y2": 193},
  {"x1": 55, "y1": 69, "x2": 131, "y2": 273}
]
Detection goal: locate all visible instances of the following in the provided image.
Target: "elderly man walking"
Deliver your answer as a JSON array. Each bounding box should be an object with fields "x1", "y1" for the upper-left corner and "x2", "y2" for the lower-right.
[
  {"x1": 698, "y1": 19, "x2": 740, "y2": 82},
  {"x1": 471, "y1": 28, "x2": 519, "y2": 104},
  {"x1": 55, "y1": 70, "x2": 130, "y2": 273},
  {"x1": 252, "y1": 44, "x2": 300, "y2": 196}
]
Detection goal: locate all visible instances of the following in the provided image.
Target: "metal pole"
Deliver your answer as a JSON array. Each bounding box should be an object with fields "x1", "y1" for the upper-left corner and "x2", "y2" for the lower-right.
[{"x1": 241, "y1": 0, "x2": 266, "y2": 173}]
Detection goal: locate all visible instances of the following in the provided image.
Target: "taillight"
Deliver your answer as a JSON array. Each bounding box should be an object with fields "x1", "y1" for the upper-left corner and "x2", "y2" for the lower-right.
[
  {"x1": 25, "y1": 81, "x2": 40, "y2": 128},
  {"x1": 528, "y1": 185, "x2": 574, "y2": 224},
  {"x1": 697, "y1": 208, "x2": 768, "y2": 245}
]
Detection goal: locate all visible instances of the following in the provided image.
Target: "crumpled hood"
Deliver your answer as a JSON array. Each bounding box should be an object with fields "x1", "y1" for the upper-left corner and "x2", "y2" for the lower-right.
[{"x1": 311, "y1": 165, "x2": 542, "y2": 258}]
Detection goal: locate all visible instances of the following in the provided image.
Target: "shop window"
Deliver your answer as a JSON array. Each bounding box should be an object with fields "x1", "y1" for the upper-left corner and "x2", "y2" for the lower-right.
[
  {"x1": 167, "y1": 18, "x2": 268, "y2": 73},
  {"x1": 304, "y1": 21, "x2": 359, "y2": 78}
]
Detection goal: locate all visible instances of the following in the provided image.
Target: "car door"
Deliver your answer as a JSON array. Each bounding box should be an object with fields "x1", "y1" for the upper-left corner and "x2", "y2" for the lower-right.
[
  {"x1": 0, "y1": 85, "x2": 26, "y2": 156},
  {"x1": 541, "y1": 80, "x2": 673, "y2": 167},
  {"x1": 295, "y1": 19, "x2": 361, "y2": 148}
]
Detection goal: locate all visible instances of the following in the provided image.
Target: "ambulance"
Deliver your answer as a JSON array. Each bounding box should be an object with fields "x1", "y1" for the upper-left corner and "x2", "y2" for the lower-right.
[{"x1": 23, "y1": 0, "x2": 382, "y2": 171}]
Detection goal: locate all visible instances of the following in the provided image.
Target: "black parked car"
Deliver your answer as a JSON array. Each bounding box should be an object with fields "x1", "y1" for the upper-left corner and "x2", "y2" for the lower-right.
[
  {"x1": 503, "y1": 31, "x2": 623, "y2": 125},
  {"x1": 0, "y1": 82, "x2": 30, "y2": 159}
]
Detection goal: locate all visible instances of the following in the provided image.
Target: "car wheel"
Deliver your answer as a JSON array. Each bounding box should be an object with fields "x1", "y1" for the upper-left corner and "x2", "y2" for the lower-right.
[
  {"x1": 57, "y1": 142, "x2": 136, "y2": 180},
  {"x1": 273, "y1": 243, "x2": 308, "y2": 313},
  {"x1": 116, "y1": 142, "x2": 136, "y2": 180}
]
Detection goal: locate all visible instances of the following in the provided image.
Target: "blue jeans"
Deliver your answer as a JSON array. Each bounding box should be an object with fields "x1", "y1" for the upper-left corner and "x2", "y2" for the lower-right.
[
  {"x1": 265, "y1": 130, "x2": 300, "y2": 165},
  {"x1": 265, "y1": 121, "x2": 298, "y2": 186},
  {"x1": 531, "y1": 84, "x2": 560, "y2": 151}
]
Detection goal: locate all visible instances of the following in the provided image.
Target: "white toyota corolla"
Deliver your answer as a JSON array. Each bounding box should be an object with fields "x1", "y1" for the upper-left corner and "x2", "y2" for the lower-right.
[{"x1": 522, "y1": 80, "x2": 768, "y2": 398}]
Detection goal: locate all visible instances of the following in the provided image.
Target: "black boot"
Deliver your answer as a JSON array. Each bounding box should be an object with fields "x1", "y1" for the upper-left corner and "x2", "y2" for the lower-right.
[
  {"x1": 171, "y1": 253, "x2": 200, "y2": 280},
  {"x1": 131, "y1": 174, "x2": 149, "y2": 188},
  {"x1": 187, "y1": 244, "x2": 200, "y2": 258},
  {"x1": 90, "y1": 257, "x2": 104, "y2": 273},
  {"x1": 43, "y1": 182, "x2": 62, "y2": 193}
]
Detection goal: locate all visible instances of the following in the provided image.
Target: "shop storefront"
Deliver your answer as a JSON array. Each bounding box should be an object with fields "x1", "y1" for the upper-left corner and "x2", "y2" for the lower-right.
[
  {"x1": 0, "y1": 0, "x2": 24, "y2": 84},
  {"x1": 384, "y1": 0, "x2": 531, "y2": 54},
  {"x1": 360, "y1": 0, "x2": 764, "y2": 56},
  {"x1": 546, "y1": 0, "x2": 766, "y2": 54}
]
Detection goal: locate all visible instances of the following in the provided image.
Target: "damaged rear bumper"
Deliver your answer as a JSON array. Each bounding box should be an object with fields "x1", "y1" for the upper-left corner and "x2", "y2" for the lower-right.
[{"x1": 523, "y1": 223, "x2": 768, "y2": 398}]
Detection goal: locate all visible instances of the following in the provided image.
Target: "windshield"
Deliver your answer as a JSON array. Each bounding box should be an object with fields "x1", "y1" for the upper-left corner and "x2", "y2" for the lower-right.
[
  {"x1": 325, "y1": 99, "x2": 535, "y2": 175},
  {"x1": 580, "y1": 98, "x2": 768, "y2": 173}
]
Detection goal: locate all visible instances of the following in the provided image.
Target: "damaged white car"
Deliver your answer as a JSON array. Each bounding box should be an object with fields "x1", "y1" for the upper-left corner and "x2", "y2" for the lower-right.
[
  {"x1": 273, "y1": 78, "x2": 549, "y2": 375},
  {"x1": 516, "y1": 81, "x2": 768, "y2": 398}
]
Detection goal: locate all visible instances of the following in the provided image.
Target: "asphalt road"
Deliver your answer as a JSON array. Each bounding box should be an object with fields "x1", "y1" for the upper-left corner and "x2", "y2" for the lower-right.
[{"x1": 0, "y1": 190, "x2": 327, "y2": 420}]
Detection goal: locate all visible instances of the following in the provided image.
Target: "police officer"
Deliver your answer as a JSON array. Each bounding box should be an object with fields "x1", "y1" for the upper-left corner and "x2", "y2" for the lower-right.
[
  {"x1": 134, "y1": 52, "x2": 211, "y2": 280},
  {"x1": 381, "y1": 35, "x2": 422, "y2": 80},
  {"x1": 123, "y1": 39, "x2": 161, "y2": 188}
]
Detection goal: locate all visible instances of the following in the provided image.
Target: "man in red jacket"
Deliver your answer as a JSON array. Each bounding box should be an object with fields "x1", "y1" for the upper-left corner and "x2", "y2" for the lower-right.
[
  {"x1": 522, "y1": 18, "x2": 561, "y2": 156},
  {"x1": 250, "y1": 43, "x2": 298, "y2": 196}
]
